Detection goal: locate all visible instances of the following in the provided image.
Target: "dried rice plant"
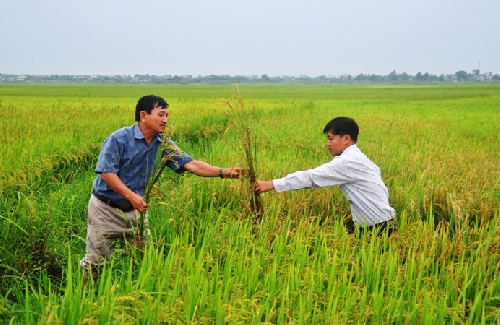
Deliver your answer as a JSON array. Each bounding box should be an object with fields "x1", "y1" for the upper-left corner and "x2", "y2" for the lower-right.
[{"x1": 217, "y1": 87, "x2": 264, "y2": 223}]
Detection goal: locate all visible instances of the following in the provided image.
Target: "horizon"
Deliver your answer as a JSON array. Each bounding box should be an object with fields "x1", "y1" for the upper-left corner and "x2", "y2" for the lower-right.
[{"x1": 1, "y1": 69, "x2": 497, "y2": 78}]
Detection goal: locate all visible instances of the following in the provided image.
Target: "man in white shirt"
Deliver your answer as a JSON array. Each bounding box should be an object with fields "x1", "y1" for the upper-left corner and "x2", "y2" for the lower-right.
[{"x1": 254, "y1": 117, "x2": 396, "y2": 236}]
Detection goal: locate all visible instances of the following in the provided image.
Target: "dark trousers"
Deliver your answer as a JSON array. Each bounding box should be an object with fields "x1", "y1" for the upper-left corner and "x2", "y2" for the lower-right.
[{"x1": 344, "y1": 217, "x2": 396, "y2": 237}]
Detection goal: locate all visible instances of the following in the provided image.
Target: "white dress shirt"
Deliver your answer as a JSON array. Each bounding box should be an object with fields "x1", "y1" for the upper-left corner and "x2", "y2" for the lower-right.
[{"x1": 272, "y1": 144, "x2": 395, "y2": 226}]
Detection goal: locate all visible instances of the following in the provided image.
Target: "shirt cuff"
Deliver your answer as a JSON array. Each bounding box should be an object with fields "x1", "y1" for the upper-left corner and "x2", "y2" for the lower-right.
[{"x1": 272, "y1": 179, "x2": 287, "y2": 192}]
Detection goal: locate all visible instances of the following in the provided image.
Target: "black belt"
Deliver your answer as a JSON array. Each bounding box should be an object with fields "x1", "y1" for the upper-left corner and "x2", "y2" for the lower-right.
[{"x1": 92, "y1": 189, "x2": 135, "y2": 212}]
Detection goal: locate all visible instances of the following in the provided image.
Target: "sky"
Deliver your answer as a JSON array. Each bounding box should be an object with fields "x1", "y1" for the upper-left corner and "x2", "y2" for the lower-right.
[{"x1": 1, "y1": 0, "x2": 499, "y2": 77}]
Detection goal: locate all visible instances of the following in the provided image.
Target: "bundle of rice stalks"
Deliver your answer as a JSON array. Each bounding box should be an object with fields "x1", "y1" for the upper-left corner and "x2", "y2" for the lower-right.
[{"x1": 217, "y1": 87, "x2": 264, "y2": 223}]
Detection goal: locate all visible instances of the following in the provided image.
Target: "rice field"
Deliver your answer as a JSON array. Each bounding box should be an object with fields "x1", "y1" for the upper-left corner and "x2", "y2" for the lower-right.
[{"x1": 0, "y1": 83, "x2": 499, "y2": 324}]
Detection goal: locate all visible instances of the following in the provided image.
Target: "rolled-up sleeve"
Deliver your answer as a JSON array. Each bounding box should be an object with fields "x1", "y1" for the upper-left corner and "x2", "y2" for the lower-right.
[{"x1": 163, "y1": 140, "x2": 194, "y2": 173}]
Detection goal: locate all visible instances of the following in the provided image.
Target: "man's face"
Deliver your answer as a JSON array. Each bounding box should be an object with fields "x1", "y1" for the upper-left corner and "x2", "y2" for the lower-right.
[
  {"x1": 326, "y1": 131, "x2": 350, "y2": 156},
  {"x1": 142, "y1": 104, "x2": 169, "y2": 134}
]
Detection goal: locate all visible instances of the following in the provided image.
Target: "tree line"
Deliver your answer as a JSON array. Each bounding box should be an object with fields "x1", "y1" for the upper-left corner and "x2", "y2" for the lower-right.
[{"x1": 1, "y1": 70, "x2": 498, "y2": 84}]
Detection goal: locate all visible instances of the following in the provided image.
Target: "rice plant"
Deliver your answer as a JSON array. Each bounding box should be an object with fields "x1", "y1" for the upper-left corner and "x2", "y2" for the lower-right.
[
  {"x1": 138, "y1": 125, "x2": 183, "y2": 244},
  {"x1": 1, "y1": 83, "x2": 499, "y2": 324},
  {"x1": 217, "y1": 87, "x2": 264, "y2": 222}
]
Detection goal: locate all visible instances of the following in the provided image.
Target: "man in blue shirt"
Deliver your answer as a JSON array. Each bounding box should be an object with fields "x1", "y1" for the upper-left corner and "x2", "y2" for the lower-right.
[{"x1": 81, "y1": 94, "x2": 243, "y2": 283}]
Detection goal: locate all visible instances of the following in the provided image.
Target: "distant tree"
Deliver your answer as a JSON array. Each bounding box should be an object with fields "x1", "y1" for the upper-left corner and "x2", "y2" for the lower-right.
[
  {"x1": 355, "y1": 74, "x2": 367, "y2": 81},
  {"x1": 170, "y1": 75, "x2": 182, "y2": 83},
  {"x1": 388, "y1": 70, "x2": 398, "y2": 81},
  {"x1": 261, "y1": 74, "x2": 270, "y2": 82},
  {"x1": 455, "y1": 70, "x2": 468, "y2": 81},
  {"x1": 400, "y1": 72, "x2": 410, "y2": 81}
]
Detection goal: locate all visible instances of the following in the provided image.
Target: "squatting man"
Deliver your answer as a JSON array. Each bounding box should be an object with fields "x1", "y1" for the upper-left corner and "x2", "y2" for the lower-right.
[{"x1": 254, "y1": 116, "x2": 396, "y2": 236}]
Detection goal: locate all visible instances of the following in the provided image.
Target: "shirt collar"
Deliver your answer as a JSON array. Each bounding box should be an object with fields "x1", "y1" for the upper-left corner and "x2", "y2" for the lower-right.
[
  {"x1": 132, "y1": 124, "x2": 162, "y2": 143},
  {"x1": 342, "y1": 144, "x2": 358, "y2": 154}
]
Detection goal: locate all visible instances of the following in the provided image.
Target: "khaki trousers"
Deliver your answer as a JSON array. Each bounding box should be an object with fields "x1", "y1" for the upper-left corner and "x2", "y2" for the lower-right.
[{"x1": 80, "y1": 194, "x2": 149, "y2": 270}]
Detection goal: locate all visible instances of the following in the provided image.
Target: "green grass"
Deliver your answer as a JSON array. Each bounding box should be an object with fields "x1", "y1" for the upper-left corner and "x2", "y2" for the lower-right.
[{"x1": 0, "y1": 83, "x2": 499, "y2": 324}]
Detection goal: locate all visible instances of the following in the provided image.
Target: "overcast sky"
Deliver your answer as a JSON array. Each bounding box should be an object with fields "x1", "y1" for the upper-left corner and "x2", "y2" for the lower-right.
[{"x1": 1, "y1": 0, "x2": 498, "y2": 77}]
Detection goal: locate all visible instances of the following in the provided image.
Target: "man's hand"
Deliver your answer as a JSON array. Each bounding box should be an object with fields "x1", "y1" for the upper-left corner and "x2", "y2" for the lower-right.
[
  {"x1": 101, "y1": 173, "x2": 149, "y2": 213},
  {"x1": 224, "y1": 167, "x2": 246, "y2": 179},
  {"x1": 254, "y1": 180, "x2": 275, "y2": 195},
  {"x1": 128, "y1": 193, "x2": 149, "y2": 213}
]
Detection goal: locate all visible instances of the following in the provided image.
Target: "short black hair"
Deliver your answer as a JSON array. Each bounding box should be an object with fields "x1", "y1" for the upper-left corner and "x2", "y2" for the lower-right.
[
  {"x1": 135, "y1": 95, "x2": 169, "y2": 121},
  {"x1": 323, "y1": 117, "x2": 359, "y2": 142}
]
